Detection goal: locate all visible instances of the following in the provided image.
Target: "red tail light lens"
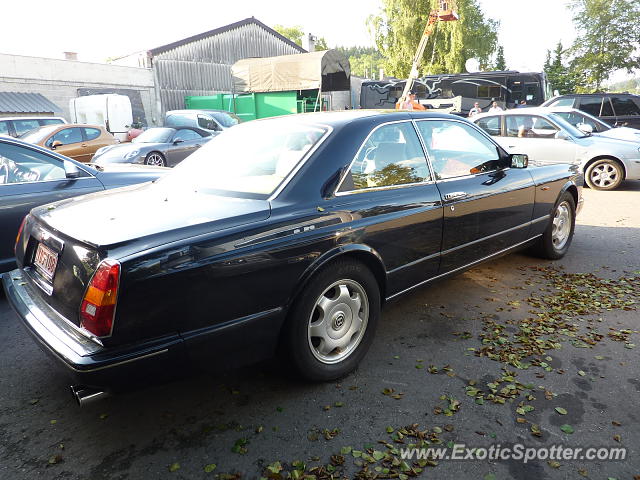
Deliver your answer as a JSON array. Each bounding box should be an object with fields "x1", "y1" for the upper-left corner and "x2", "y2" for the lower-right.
[
  {"x1": 80, "y1": 259, "x2": 120, "y2": 337},
  {"x1": 15, "y1": 215, "x2": 28, "y2": 254}
]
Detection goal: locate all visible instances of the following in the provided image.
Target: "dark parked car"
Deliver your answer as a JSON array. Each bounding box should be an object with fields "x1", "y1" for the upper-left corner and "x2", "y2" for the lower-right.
[
  {"x1": 3, "y1": 111, "x2": 583, "y2": 404},
  {"x1": 542, "y1": 93, "x2": 640, "y2": 130},
  {"x1": 92, "y1": 127, "x2": 213, "y2": 167},
  {"x1": 0, "y1": 137, "x2": 168, "y2": 272}
]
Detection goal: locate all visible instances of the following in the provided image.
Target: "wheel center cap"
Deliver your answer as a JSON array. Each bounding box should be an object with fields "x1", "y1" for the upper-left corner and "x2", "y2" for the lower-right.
[{"x1": 332, "y1": 313, "x2": 346, "y2": 330}]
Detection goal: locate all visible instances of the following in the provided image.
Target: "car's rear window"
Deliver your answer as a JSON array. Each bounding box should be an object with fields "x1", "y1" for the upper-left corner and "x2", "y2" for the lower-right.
[{"x1": 159, "y1": 119, "x2": 328, "y2": 196}]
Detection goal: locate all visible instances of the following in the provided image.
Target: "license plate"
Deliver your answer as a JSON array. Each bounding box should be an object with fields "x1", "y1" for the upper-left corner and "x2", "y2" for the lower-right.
[{"x1": 34, "y1": 243, "x2": 58, "y2": 281}]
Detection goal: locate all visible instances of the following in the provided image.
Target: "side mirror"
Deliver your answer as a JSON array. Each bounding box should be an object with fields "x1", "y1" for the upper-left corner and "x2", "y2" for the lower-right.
[
  {"x1": 173, "y1": 138, "x2": 184, "y2": 145},
  {"x1": 63, "y1": 160, "x2": 80, "y2": 179},
  {"x1": 510, "y1": 154, "x2": 528, "y2": 169},
  {"x1": 576, "y1": 123, "x2": 593, "y2": 134},
  {"x1": 51, "y1": 140, "x2": 63, "y2": 150}
]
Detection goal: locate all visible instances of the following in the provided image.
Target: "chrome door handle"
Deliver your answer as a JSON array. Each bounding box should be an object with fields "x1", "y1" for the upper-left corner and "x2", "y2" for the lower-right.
[{"x1": 444, "y1": 191, "x2": 468, "y2": 201}]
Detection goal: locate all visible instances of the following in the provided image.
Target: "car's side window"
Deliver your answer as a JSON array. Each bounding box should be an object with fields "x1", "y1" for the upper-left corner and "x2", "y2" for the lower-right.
[
  {"x1": 475, "y1": 116, "x2": 501, "y2": 136},
  {"x1": 173, "y1": 129, "x2": 202, "y2": 142},
  {"x1": 197, "y1": 115, "x2": 220, "y2": 131},
  {"x1": 0, "y1": 143, "x2": 66, "y2": 185},
  {"x1": 506, "y1": 115, "x2": 559, "y2": 139},
  {"x1": 14, "y1": 120, "x2": 40, "y2": 136},
  {"x1": 47, "y1": 128, "x2": 83, "y2": 147},
  {"x1": 578, "y1": 97, "x2": 603, "y2": 116},
  {"x1": 338, "y1": 122, "x2": 430, "y2": 193},
  {"x1": 611, "y1": 97, "x2": 640, "y2": 116},
  {"x1": 0, "y1": 121, "x2": 9, "y2": 136},
  {"x1": 415, "y1": 120, "x2": 501, "y2": 180},
  {"x1": 83, "y1": 128, "x2": 101, "y2": 141}
]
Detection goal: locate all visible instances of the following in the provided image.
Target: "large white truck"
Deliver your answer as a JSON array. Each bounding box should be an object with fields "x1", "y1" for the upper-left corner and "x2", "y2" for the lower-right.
[{"x1": 69, "y1": 94, "x2": 133, "y2": 142}]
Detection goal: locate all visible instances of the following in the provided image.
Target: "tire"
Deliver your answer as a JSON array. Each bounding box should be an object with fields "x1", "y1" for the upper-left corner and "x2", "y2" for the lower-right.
[
  {"x1": 585, "y1": 158, "x2": 624, "y2": 191},
  {"x1": 145, "y1": 152, "x2": 166, "y2": 167},
  {"x1": 531, "y1": 191, "x2": 576, "y2": 260},
  {"x1": 283, "y1": 259, "x2": 381, "y2": 381}
]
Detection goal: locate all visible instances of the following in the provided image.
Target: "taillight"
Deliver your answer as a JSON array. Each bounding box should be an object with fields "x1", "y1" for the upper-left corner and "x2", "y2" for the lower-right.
[
  {"x1": 80, "y1": 259, "x2": 120, "y2": 337},
  {"x1": 15, "y1": 215, "x2": 28, "y2": 254}
]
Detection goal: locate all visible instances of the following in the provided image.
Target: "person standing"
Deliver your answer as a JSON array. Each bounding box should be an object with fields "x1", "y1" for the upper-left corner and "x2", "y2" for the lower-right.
[
  {"x1": 468, "y1": 102, "x2": 482, "y2": 117},
  {"x1": 488, "y1": 101, "x2": 503, "y2": 112}
]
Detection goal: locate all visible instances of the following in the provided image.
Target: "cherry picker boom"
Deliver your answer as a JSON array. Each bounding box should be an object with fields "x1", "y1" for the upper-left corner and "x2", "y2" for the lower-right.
[{"x1": 397, "y1": 0, "x2": 459, "y2": 109}]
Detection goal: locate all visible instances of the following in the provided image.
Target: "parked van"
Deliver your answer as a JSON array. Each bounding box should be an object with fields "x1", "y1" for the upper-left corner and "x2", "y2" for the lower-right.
[
  {"x1": 0, "y1": 116, "x2": 66, "y2": 138},
  {"x1": 164, "y1": 109, "x2": 241, "y2": 135},
  {"x1": 69, "y1": 94, "x2": 133, "y2": 142}
]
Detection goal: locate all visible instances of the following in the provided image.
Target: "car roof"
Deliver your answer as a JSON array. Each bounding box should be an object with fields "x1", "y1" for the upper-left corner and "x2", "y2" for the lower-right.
[{"x1": 0, "y1": 116, "x2": 66, "y2": 121}]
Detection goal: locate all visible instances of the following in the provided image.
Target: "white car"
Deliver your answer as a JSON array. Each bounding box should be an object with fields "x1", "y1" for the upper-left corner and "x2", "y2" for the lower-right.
[
  {"x1": 472, "y1": 109, "x2": 640, "y2": 190},
  {"x1": 539, "y1": 106, "x2": 640, "y2": 143}
]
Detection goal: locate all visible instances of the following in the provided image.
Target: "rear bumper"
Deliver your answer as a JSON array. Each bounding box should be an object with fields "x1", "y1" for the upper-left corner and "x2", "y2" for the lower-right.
[{"x1": 2, "y1": 269, "x2": 187, "y2": 391}]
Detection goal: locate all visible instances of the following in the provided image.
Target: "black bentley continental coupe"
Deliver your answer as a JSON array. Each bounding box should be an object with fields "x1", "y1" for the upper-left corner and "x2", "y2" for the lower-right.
[{"x1": 3, "y1": 111, "x2": 583, "y2": 405}]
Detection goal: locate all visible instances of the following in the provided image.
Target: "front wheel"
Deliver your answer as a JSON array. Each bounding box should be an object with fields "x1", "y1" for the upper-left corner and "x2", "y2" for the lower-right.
[
  {"x1": 145, "y1": 152, "x2": 166, "y2": 167},
  {"x1": 284, "y1": 259, "x2": 381, "y2": 381},
  {"x1": 585, "y1": 158, "x2": 624, "y2": 190},
  {"x1": 531, "y1": 192, "x2": 576, "y2": 260}
]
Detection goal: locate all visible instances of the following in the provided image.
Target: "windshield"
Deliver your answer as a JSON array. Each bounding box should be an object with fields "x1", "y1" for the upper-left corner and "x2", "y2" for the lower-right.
[
  {"x1": 158, "y1": 119, "x2": 328, "y2": 196},
  {"x1": 210, "y1": 111, "x2": 241, "y2": 128},
  {"x1": 547, "y1": 113, "x2": 591, "y2": 138},
  {"x1": 133, "y1": 128, "x2": 175, "y2": 144},
  {"x1": 21, "y1": 125, "x2": 59, "y2": 144},
  {"x1": 551, "y1": 110, "x2": 612, "y2": 133}
]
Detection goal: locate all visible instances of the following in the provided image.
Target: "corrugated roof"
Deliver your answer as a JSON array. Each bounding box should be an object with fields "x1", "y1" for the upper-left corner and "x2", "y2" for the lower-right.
[
  {"x1": 0, "y1": 92, "x2": 61, "y2": 113},
  {"x1": 149, "y1": 17, "x2": 306, "y2": 56}
]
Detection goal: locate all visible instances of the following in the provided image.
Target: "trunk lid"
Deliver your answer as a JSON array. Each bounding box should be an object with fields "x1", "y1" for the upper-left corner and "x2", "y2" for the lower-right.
[{"x1": 20, "y1": 183, "x2": 271, "y2": 328}]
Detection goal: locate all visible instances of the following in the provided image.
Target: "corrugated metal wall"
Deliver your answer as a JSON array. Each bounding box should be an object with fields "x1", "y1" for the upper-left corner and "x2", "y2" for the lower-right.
[{"x1": 154, "y1": 23, "x2": 303, "y2": 112}]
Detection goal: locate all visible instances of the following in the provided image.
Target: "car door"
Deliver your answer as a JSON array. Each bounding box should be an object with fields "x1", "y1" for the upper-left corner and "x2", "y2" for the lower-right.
[
  {"x1": 0, "y1": 141, "x2": 104, "y2": 271},
  {"x1": 46, "y1": 127, "x2": 87, "y2": 161},
  {"x1": 414, "y1": 119, "x2": 535, "y2": 273},
  {"x1": 165, "y1": 129, "x2": 206, "y2": 166},
  {"x1": 500, "y1": 115, "x2": 577, "y2": 166},
  {"x1": 610, "y1": 96, "x2": 640, "y2": 129},
  {"x1": 81, "y1": 127, "x2": 109, "y2": 162},
  {"x1": 334, "y1": 121, "x2": 443, "y2": 295}
]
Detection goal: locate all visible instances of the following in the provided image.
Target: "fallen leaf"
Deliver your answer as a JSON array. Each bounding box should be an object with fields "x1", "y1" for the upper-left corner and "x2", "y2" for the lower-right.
[
  {"x1": 555, "y1": 407, "x2": 568, "y2": 415},
  {"x1": 168, "y1": 462, "x2": 180, "y2": 472},
  {"x1": 560, "y1": 424, "x2": 574, "y2": 434},
  {"x1": 204, "y1": 464, "x2": 217, "y2": 473}
]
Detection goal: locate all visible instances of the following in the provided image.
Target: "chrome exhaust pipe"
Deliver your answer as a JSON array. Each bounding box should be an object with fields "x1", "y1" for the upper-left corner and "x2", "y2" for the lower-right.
[{"x1": 70, "y1": 385, "x2": 109, "y2": 406}]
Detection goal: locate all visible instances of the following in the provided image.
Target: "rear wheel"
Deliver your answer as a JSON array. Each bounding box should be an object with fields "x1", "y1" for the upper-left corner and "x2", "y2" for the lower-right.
[
  {"x1": 145, "y1": 152, "x2": 166, "y2": 167},
  {"x1": 531, "y1": 191, "x2": 576, "y2": 260},
  {"x1": 585, "y1": 158, "x2": 624, "y2": 190},
  {"x1": 284, "y1": 259, "x2": 380, "y2": 381}
]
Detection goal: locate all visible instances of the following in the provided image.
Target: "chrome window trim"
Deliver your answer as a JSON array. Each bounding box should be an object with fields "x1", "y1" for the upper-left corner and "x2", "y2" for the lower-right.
[
  {"x1": 412, "y1": 117, "x2": 505, "y2": 182},
  {"x1": 332, "y1": 119, "x2": 434, "y2": 197},
  {"x1": 267, "y1": 124, "x2": 334, "y2": 201}
]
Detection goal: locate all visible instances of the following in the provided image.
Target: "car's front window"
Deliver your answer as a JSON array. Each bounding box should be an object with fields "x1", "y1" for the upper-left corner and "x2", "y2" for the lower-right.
[
  {"x1": 0, "y1": 142, "x2": 66, "y2": 184},
  {"x1": 158, "y1": 119, "x2": 328, "y2": 196},
  {"x1": 547, "y1": 114, "x2": 590, "y2": 138},
  {"x1": 553, "y1": 111, "x2": 611, "y2": 132},
  {"x1": 133, "y1": 128, "x2": 174, "y2": 143}
]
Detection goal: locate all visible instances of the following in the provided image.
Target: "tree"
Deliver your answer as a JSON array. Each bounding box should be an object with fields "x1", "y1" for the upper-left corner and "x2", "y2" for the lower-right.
[
  {"x1": 274, "y1": 25, "x2": 329, "y2": 51},
  {"x1": 568, "y1": 0, "x2": 640, "y2": 91},
  {"x1": 494, "y1": 45, "x2": 506, "y2": 71},
  {"x1": 273, "y1": 25, "x2": 304, "y2": 46},
  {"x1": 368, "y1": 0, "x2": 499, "y2": 78},
  {"x1": 544, "y1": 41, "x2": 584, "y2": 94},
  {"x1": 337, "y1": 46, "x2": 385, "y2": 78}
]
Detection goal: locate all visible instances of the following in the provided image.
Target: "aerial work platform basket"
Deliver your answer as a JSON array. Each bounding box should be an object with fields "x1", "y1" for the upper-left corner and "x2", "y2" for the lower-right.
[{"x1": 437, "y1": 1, "x2": 459, "y2": 21}]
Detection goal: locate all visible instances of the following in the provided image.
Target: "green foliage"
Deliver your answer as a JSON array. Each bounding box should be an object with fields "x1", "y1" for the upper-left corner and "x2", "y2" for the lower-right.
[
  {"x1": 274, "y1": 25, "x2": 329, "y2": 51},
  {"x1": 568, "y1": 0, "x2": 640, "y2": 91},
  {"x1": 494, "y1": 46, "x2": 506, "y2": 71},
  {"x1": 337, "y1": 46, "x2": 385, "y2": 78},
  {"x1": 368, "y1": 0, "x2": 499, "y2": 77},
  {"x1": 543, "y1": 42, "x2": 584, "y2": 95},
  {"x1": 273, "y1": 25, "x2": 305, "y2": 46},
  {"x1": 608, "y1": 77, "x2": 640, "y2": 94}
]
